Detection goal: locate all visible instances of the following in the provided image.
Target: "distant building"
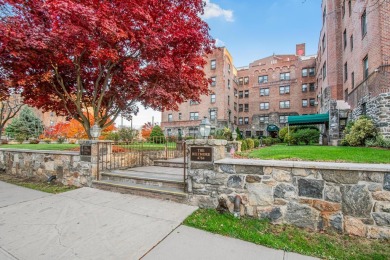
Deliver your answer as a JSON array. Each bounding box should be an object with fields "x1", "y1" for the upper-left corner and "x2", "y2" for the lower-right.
[
  {"x1": 161, "y1": 44, "x2": 317, "y2": 138},
  {"x1": 317, "y1": 0, "x2": 390, "y2": 142}
]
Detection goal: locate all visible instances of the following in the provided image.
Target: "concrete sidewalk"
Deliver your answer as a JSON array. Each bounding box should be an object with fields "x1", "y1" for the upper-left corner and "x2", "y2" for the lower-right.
[{"x1": 0, "y1": 181, "x2": 318, "y2": 260}]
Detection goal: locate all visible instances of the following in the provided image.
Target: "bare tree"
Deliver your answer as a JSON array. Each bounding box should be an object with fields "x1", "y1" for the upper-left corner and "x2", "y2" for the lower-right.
[{"x1": 0, "y1": 94, "x2": 24, "y2": 139}]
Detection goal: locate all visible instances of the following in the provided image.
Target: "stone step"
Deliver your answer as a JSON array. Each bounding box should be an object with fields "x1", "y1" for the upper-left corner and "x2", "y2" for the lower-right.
[
  {"x1": 100, "y1": 170, "x2": 185, "y2": 190},
  {"x1": 92, "y1": 180, "x2": 188, "y2": 203},
  {"x1": 153, "y1": 159, "x2": 186, "y2": 168}
]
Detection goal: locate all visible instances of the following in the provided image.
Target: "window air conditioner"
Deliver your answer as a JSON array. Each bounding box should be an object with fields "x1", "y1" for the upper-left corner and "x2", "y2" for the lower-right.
[{"x1": 314, "y1": 101, "x2": 319, "y2": 105}]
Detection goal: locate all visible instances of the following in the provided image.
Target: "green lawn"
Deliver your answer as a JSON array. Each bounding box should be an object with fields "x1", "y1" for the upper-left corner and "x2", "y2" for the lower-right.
[
  {"x1": 184, "y1": 209, "x2": 390, "y2": 260},
  {"x1": 0, "y1": 174, "x2": 77, "y2": 194},
  {"x1": 247, "y1": 145, "x2": 390, "y2": 164},
  {"x1": 0, "y1": 143, "x2": 78, "y2": 151}
]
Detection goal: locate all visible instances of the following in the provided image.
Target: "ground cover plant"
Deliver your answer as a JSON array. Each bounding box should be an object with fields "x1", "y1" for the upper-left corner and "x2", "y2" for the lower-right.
[
  {"x1": 247, "y1": 145, "x2": 390, "y2": 164},
  {"x1": 0, "y1": 174, "x2": 77, "y2": 194},
  {"x1": 184, "y1": 209, "x2": 390, "y2": 260}
]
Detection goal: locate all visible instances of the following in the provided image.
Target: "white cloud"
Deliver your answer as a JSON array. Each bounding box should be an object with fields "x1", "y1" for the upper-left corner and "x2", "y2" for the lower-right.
[
  {"x1": 215, "y1": 38, "x2": 226, "y2": 47},
  {"x1": 202, "y1": 0, "x2": 234, "y2": 22}
]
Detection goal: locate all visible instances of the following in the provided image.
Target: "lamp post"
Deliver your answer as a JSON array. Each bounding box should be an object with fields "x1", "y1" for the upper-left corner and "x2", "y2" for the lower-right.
[
  {"x1": 232, "y1": 131, "x2": 237, "y2": 142},
  {"x1": 199, "y1": 117, "x2": 211, "y2": 139},
  {"x1": 90, "y1": 123, "x2": 102, "y2": 140}
]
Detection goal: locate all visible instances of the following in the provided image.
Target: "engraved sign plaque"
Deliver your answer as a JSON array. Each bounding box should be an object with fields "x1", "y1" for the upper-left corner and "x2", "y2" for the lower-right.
[
  {"x1": 190, "y1": 147, "x2": 212, "y2": 162},
  {"x1": 80, "y1": 145, "x2": 92, "y2": 156}
]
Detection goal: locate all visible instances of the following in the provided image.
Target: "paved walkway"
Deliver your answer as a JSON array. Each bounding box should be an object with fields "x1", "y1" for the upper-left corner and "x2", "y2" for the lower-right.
[{"x1": 0, "y1": 181, "x2": 317, "y2": 260}]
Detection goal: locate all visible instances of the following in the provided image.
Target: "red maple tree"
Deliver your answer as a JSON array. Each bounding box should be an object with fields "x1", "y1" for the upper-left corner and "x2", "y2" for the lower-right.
[
  {"x1": 141, "y1": 122, "x2": 154, "y2": 139},
  {"x1": 0, "y1": 0, "x2": 213, "y2": 139}
]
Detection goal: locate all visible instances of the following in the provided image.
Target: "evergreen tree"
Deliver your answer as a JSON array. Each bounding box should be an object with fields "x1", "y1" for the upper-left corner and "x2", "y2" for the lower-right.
[
  {"x1": 235, "y1": 127, "x2": 243, "y2": 140},
  {"x1": 149, "y1": 125, "x2": 165, "y2": 143},
  {"x1": 6, "y1": 107, "x2": 43, "y2": 139}
]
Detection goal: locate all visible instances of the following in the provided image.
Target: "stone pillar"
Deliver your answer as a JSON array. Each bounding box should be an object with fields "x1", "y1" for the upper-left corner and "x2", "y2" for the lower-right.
[
  {"x1": 186, "y1": 139, "x2": 227, "y2": 207},
  {"x1": 329, "y1": 100, "x2": 340, "y2": 146},
  {"x1": 79, "y1": 140, "x2": 112, "y2": 180}
]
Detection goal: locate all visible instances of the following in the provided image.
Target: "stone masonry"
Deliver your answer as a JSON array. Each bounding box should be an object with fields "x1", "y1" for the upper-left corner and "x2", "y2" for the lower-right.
[{"x1": 187, "y1": 141, "x2": 390, "y2": 239}]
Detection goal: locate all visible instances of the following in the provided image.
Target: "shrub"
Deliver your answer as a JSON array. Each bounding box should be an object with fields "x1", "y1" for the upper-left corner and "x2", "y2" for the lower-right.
[
  {"x1": 57, "y1": 136, "x2": 66, "y2": 144},
  {"x1": 246, "y1": 138, "x2": 254, "y2": 150},
  {"x1": 235, "y1": 127, "x2": 243, "y2": 140},
  {"x1": 241, "y1": 139, "x2": 248, "y2": 151},
  {"x1": 253, "y1": 139, "x2": 260, "y2": 148},
  {"x1": 68, "y1": 139, "x2": 77, "y2": 144},
  {"x1": 344, "y1": 116, "x2": 377, "y2": 146},
  {"x1": 262, "y1": 137, "x2": 273, "y2": 146},
  {"x1": 1, "y1": 139, "x2": 8, "y2": 144},
  {"x1": 105, "y1": 132, "x2": 120, "y2": 142},
  {"x1": 15, "y1": 134, "x2": 26, "y2": 144},
  {"x1": 292, "y1": 128, "x2": 320, "y2": 145},
  {"x1": 365, "y1": 135, "x2": 390, "y2": 148},
  {"x1": 29, "y1": 139, "x2": 40, "y2": 144},
  {"x1": 43, "y1": 138, "x2": 51, "y2": 144},
  {"x1": 167, "y1": 136, "x2": 177, "y2": 142}
]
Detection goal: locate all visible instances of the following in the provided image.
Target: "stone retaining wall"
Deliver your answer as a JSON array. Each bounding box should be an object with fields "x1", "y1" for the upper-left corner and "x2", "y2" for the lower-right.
[
  {"x1": 0, "y1": 149, "x2": 93, "y2": 187},
  {"x1": 188, "y1": 158, "x2": 390, "y2": 238}
]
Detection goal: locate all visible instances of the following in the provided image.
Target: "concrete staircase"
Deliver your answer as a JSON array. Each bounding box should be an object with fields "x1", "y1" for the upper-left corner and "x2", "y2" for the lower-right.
[{"x1": 92, "y1": 159, "x2": 188, "y2": 203}]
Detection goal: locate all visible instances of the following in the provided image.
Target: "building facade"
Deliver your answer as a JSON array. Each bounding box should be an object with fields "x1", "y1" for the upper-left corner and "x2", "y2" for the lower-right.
[
  {"x1": 161, "y1": 44, "x2": 317, "y2": 138},
  {"x1": 317, "y1": 0, "x2": 390, "y2": 140}
]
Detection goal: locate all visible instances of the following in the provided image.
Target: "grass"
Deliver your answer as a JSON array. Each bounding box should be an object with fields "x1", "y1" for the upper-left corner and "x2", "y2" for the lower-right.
[
  {"x1": 184, "y1": 209, "x2": 390, "y2": 260},
  {"x1": 246, "y1": 145, "x2": 390, "y2": 164},
  {"x1": 0, "y1": 143, "x2": 79, "y2": 151},
  {"x1": 0, "y1": 174, "x2": 77, "y2": 194}
]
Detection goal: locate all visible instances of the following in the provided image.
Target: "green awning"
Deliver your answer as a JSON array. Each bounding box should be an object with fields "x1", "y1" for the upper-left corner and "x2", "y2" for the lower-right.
[
  {"x1": 267, "y1": 124, "x2": 279, "y2": 132},
  {"x1": 288, "y1": 113, "x2": 329, "y2": 125}
]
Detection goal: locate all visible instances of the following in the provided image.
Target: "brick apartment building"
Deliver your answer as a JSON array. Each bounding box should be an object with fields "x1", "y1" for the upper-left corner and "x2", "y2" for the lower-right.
[
  {"x1": 317, "y1": 0, "x2": 390, "y2": 140},
  {"x1": 161, "y1": 44, "x2": 317, "y2": 138}
]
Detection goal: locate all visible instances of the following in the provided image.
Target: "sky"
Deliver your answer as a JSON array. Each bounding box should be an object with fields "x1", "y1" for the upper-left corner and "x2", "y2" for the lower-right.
[{"x1": 122, "y1": 0, "x2": 323, "y2": 129}]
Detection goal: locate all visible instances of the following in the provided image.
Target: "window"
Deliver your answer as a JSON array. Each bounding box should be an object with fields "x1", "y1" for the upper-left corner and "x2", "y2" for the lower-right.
[
  {"x1": 302, "y1": 84, "x2": 308, "y2": 92},
  {"x1": 343, "y1": 29, "x2": 347, "y2": 49},
  {"x1": 344, "y1": 89, "x2": 348, "y2": 102},
  {"x1": 260, "y1": 102, "x2": 269, "y2": 110},
  {"x1": 363, "y1": 56, "x2": 368, "y2": 79},
  {"x1": 342, "y1": 0, "x2": 345, "y2": 17},
  {"x1": 210, "y1": 110, "x2": 216, "y2": 120},
  {"x1": 344, "y1": 62, "x2": 348, "y2": 81},
  {"x1": 239, "y1": 104, "x2": 243, "y2": 112},
  {"x1": 309, "y1": 68, "x2": 315, "y2": 76},
  {"x1": 50, "y1": 120, "x2": 54, "y2": 126},
  {"x1": 244, "y1": 76, "x2": 249, "y2": 85},
  {"x1": 190, "y1": 112, "x2": 199, "y2": 120},
  {"x1": 279, "y1": 100, "x2": 290, "y2": 109},
  {"x1": 168, "y1": 114, "x2": 173, "y2": 122},
  {"x1": 239, "y1": 77, "x2": 243, "y2": 85},
  {"x1": 211, "y1": 94, "x2": 216, "y2": 103},
  {"x1": 228, "y1": 79, "x2": 230, "y2": 89},
  {"x1": 351, "y1": 72, "x2": 355, "y2": 88},
  {"x1": 234, "y1": 88, "x2": 237, "y2": 97},
  {"x1": 178, "y1": 113, "x2": 182, "y2": 120},
  {"x1": 280, "y1": 72, "x2": 290, "y2": 81},
  {"x1": 228, "y1": 95, "x2": 230, "y2": 105},
  {"x1": 211, "y1": 76, "x2": 216, "y2": 86},
  {"x1": 310, "y1": 98, "x2": 316, "y2": 106},
  {"x1": 302, "y1": 99, "x2": 308, "y2": 107},
  {"x1": 350, "y1": 35, "x2": 353, "y2": 51},
  {"x1": 348, "y1": 1, "x2": 351, "y2": 16},
  {"x1": 238, "y1": 117, "x2": 243, "y2": 125},
  {"x1": 167, "y1": 129, "x2": 172, "y2": 136},
  {"x1": 245, "y1": 130, "x2": 251, "y2": 137},
  {"x1": 258, "y1": 75, "x2": 268, "y2": 83},
  {"x1": 361, "y1": 10, "x2": 367, "y2": 37},
  {"x1": 239, "y1": 91, "x2": 243, "y2": 99},
  {"x1": 228, "y1": 63, "x2": 231, "y2": 74},
  {"x1": 190, "y1": 100, "x2": 199, "y2": 105},
  {"x1": 259, "y1": 116, "x2": 269, "y2": 123},
  {"x1": 322, "y1": 34, "x2": 326, "y2": 52},
  {"x1": 323, "y1": 7, "x2": 326, "y2": 25},
  {"x1": 50, "y1": 112, "x2": 54, "y2": 117},
  {"x1": 260, "y1": 88, "x2": 269, "y2": 96},
  {"x1": 309, "y1": 83, "x2": 315, "y2": 91},
  {"x1": 210, "y1": 59, "x2": 216, "y2": 70},
  {"x1": 244, "y1": 117, "x2": 249, "y2": 125},
  {"x1": 302, "y1": 68, "x2": 308, "y2": 77},
  {"x1": 279, "y1": 85, "x2": 290, "y2": 94},
  {"x1": 322, "y1": 62, "x2": 327, "y2": 79},
  {"x1": 244, "y1": 104, "x2": 249, "y2": 112},
  {"x1": 234, "y1": 116, "x2": 237, "y2": 124},
  {"x1": 189, "y1": 127, "x2": 198, "y2": 137},
  {"x1": 279, "y1": 115, "x2": 288, "y2": 124},
  {"x1": 244, "y1": 90, "x2": 249, "y2": 98},
  {"x1": 234, "y1": 102, "x2": 237, "y2": 111}
]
